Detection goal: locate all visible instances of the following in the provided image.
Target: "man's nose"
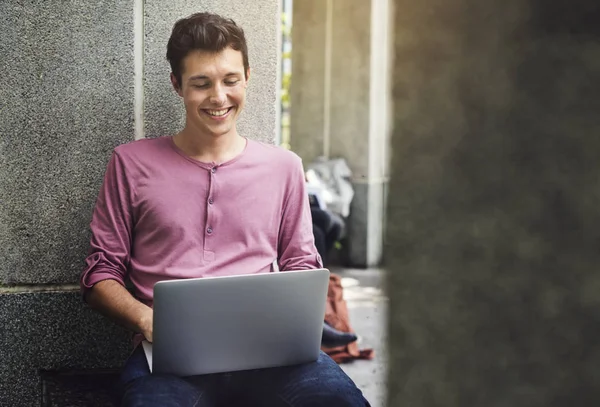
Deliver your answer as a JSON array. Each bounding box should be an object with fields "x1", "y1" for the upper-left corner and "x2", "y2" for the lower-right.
[{"x1": 209, "y1": 85, "x2": 226, "y2": 105}]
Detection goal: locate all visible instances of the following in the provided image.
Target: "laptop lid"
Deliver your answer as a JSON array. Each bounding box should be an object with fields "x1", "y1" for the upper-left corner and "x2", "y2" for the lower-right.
[{"x1": 150, "y1": 268, "x2": 330, "y2": 376}]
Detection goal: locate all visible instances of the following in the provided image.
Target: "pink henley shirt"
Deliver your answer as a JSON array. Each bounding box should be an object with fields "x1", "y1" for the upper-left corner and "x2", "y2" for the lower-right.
[{"x1": 80, "y1": 136, "x2": 322, "y2": 311}]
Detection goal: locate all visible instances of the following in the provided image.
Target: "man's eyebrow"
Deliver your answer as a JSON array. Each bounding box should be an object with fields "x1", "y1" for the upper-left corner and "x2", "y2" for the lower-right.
[
  {"x1": 188, "y1": 75, "x2": 209, "y2": 81},
  {"x1": 188, "y1": 72, "x2": 242, "y2": 81}
]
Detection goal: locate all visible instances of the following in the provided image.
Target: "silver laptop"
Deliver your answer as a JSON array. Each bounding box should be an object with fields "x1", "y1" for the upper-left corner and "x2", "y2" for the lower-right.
[{"x1": 144, "y1": 268, "x2": 330, "y2": 376}]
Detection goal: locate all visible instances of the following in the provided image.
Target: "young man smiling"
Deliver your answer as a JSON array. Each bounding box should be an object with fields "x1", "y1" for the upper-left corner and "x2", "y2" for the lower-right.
[{"x1": 80, "y1": 12, "x2": 369, "y2": 406}]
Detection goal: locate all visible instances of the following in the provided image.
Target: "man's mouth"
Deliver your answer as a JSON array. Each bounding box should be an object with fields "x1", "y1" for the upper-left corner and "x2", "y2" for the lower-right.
[{"x1": 203, "y1": 107, "x2": 234, "y2": 118}]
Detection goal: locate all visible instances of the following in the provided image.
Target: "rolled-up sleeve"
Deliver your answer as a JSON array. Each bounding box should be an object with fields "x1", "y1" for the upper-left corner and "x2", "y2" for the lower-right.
[
  {"x1": 278, "y1": 156, "x2": 323, "y2": 271},
  {"x1": 80, "y1": 151, "x2": 134, "y2": 299}
]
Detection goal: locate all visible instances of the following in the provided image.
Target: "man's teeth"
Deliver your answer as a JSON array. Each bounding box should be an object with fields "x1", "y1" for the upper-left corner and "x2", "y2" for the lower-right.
[{"x1": 206, "y1": 108, "x2": 230, "y2": 117}]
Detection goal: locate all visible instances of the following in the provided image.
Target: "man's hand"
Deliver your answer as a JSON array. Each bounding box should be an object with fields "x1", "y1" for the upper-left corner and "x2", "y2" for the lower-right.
[
  {"x1": 86, "y1": 279, "x2": 154, "y2": 343},
  {"x1": 138, "y1": 308, "x2": 154, "y2": 343}
]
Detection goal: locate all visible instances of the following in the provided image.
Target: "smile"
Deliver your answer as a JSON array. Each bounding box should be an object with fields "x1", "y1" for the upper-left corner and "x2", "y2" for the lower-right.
[{"x1": 203, "y1": 107, "x2": 233, "y2": 119}]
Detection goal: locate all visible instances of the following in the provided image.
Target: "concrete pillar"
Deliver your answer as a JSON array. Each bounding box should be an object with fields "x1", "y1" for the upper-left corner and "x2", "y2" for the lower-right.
[
  {"x1": 0, "y1": 1, "x2": 279, "y2": 404},
  {"x1": 291, "y1": 0, "x2": 392, "y2": 267},
  {"x1": 386, "y1": 0, "x2": 600, "y2": 405}
]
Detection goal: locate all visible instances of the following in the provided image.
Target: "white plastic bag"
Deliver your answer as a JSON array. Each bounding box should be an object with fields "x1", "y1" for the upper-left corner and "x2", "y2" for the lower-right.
[{"x1": 305, "y1": 157, "x2": 354, "y2": 218}]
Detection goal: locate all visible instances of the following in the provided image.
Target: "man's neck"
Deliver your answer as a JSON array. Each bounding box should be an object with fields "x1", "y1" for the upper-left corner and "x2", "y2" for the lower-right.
[{"x1": 174, "y1": 126, "x2": 245, "y2": 164}]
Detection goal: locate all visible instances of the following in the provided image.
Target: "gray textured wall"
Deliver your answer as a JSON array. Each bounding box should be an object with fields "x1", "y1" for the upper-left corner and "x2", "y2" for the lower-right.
[
  {"x1": 0, "y1": 0, "x2": 134, "y2": 286},
  {"x1": 386, "y1": 0, "x2": 600, "y2": 406},
  {"x1": 0, "y1": 0, "x2": 279, "y2": 405}
]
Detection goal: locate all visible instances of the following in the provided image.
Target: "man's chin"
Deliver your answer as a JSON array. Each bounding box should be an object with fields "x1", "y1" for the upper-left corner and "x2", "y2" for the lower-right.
[
  {"x1": 184, "y1": 115, "x2": 240, "y2": 138},
  {"x1": 205, "y1": 125, "x2": 235, "y2": 139}
]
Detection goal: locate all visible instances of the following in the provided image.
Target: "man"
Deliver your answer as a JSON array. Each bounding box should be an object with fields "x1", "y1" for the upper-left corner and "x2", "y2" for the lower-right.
[{"x1": 80, "y1": 12, "x2": 369, "y2": 406}]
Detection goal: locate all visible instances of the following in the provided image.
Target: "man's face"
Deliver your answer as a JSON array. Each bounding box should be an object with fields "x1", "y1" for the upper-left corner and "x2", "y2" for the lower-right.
[{"x1": 173, "y1": 47, "x2": 249, "y2": 138}]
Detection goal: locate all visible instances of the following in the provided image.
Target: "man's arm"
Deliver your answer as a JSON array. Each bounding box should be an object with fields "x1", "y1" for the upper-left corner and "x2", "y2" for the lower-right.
[
  {"x1": 80, "y1": 151, "x2": 154, "y2": 339},
  {"x1": 86, "y1": 280, "x2": 154, "y2": 342},
  {"x1": 278, "y1": 154, "x2": 323, "y2": 270}
]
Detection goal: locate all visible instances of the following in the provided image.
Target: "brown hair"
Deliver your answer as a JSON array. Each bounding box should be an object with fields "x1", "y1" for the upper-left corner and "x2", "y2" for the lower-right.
[{"x1": 166, "y1": 12, "x2": 249, "y2": 87}]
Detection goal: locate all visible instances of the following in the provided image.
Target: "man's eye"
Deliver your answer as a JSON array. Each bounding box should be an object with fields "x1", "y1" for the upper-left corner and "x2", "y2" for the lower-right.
[
  {"x1": 193, "y1": 84, "x2": 209, "y2": 89},
  {"x1": 225, "y1": 80, "x2": 239, "y2": 86}
]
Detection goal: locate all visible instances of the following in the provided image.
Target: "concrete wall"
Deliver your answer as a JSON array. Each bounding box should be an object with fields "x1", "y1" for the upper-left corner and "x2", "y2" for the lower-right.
[
  {"x1": 288, "y1": 0, "x2": 327, "y2": 162},
  {"x1": 0, "y1": 0, "x2": 279, "y2": 405},
  {"x1": 291, "y1": 0, "x2": 392, "y2": 267},
  {"x1": 386, "y1": 0, "x2": 600, "y2": 405}
]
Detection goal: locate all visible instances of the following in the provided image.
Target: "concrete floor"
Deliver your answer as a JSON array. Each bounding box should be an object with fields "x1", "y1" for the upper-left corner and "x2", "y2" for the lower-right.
[{"x1": 332, "y1": 268, "x2": 388, "y2": 407}]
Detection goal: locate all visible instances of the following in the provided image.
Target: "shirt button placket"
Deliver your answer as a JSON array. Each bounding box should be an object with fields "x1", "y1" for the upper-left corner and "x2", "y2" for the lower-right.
[
  {"x1": 207, "y1": 166, "x2": 216, "y2": 238},
  {"x1": 204, "y1": 165, "x2": 217, "y2": 262}
]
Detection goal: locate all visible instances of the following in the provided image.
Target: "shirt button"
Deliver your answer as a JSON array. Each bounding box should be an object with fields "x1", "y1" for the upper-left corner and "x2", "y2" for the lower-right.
[
  {"x1": 211, "y1": 167, "x2": 217, "y2": 174},
  {"x1": 208, "y1": 198, "x2": 214, "y2": 205},
  {"x1": 207, "y1": 227, "x2": 213, "y2": 234}
]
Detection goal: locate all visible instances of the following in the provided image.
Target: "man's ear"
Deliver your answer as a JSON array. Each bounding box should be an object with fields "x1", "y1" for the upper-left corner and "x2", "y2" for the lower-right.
[
  {"x1": 170, "y1": 73, "x2": 183, "y2": 96},
  {"x1": 244, "y1": 68, "x2": 251, "y2": 87}
]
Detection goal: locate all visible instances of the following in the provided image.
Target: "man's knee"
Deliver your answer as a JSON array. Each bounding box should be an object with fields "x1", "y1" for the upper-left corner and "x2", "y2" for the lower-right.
[
  {"x1": 121, "y1": 374, "x2": 205, "y2": 407},
  {"x1": 312, "y1": 383, "x2": 368, "y2": 407},
  {"x1": 282, "y1": 352, "x2": 369, "y2": 406},
  {"x1": 284, "y1": 379, "x2": 368, "y2": 407}
]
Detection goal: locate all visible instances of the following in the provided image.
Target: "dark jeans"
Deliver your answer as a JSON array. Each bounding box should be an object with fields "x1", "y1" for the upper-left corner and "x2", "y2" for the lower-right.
[
  {"x1": 118, "y1": 345, "x2": 370, "y2": 407},
  {"x1": 311, "y1": 207, "x2": 343, "y2": 266}
]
